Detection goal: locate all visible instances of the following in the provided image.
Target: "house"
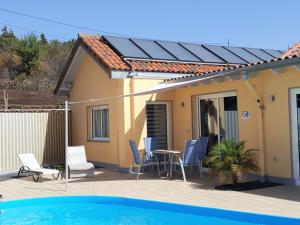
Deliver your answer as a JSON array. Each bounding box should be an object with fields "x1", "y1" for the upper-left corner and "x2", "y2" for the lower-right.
[{"x1": 55, "y1": 34, "x2": 300, "y2": 185}]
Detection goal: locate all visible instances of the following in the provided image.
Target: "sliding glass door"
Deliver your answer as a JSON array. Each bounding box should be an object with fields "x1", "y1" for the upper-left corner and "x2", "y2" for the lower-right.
[{"x1": 194, "y1": 92, "x2": 238, "y2": 155}]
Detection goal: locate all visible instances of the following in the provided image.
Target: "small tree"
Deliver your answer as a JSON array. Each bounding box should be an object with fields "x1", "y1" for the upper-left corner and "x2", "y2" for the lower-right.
[
  {"x1": 16, "y1": 34, "x2": 41, "y2": 75},
  {"x1": 206, "y1": 140, "x2": 259, "y2": 185}
]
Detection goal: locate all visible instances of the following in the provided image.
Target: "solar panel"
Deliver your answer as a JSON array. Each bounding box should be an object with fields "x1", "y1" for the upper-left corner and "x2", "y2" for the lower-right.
[
  {"x1": 180, "y1": 43, "x2": 225, "y2": 63},
  {"x1": 243, "y1": 48, "x2": 274, "y2": 61},
  {"x1": 156, "y1": 40, "x2": 201, "y2": 62},
  {"x1": 203, "y1": 45, "x2": 247, "y2": 64},
  {"x1": 103, "y1": 35, "x2": 150, "y2": 59},
  {"x1": 131, "y1": 39, "x2": 176, "y2": 60},
  {"x1": 262, "y1": 49, "x2": 282, "y2": 58},
  {"x1": 225, "y1": 47, "x2": 261, "y2": 63},
  {"x1": 103, "y1": 35, "x2": 281, "y2": 65}
]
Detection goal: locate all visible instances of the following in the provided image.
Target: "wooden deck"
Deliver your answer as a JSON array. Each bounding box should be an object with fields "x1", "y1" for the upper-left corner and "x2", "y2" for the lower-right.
[{"x1": 0, "y1": 168, "x2": 299, "y2": 218}]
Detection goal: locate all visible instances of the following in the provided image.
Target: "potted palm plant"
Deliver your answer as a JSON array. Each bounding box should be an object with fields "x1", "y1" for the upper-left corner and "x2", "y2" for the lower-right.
[{"x1": 206, "y1": 140, "x2": 259, "y2": 187}]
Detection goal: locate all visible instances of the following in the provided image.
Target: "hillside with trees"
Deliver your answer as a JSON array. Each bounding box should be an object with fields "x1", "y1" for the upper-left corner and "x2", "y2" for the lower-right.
[{"x1": 0, "y1": 26, "x2": 74, "y2": 92}]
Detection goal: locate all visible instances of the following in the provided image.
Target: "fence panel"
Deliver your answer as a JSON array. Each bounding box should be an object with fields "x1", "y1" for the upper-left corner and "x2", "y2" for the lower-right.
[{"x1": 0, "y1": 111, "x2": 66, "y2": 172}]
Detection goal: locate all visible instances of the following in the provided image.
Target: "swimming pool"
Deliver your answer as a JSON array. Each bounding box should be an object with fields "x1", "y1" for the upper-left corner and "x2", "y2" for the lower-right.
[{"x1": 0, "y1": 196, "x2": 299, "y2": 225}]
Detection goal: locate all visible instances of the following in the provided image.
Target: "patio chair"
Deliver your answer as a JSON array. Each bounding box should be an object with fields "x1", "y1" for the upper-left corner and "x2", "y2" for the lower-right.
[
  {"x1": 173, "y1": 139, "x2": 199, "y2": 182},
  {"x1": 129, "y1": 140, "x2": 160, "y2": 180},
  {"x1": 197, "y1": 137, "x2": 209, "y2": 179},
  {"x1": 144, "y1": 137, "x2": 160, "y2": 163},
  {"x1": 17, "y1": 153, "x2": 60, "y2": 182},
  {"x1": 67, "y1": 146, "x2": 95, "y2": 178},
  {"x1": 144, "y1": 137, "x2": 166, "y2": 167}
]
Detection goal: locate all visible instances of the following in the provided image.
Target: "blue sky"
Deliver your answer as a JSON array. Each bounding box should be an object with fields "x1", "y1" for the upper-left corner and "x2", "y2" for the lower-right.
[{"x1": 0, "y1": 0, "x2": 299, "y2": 50}]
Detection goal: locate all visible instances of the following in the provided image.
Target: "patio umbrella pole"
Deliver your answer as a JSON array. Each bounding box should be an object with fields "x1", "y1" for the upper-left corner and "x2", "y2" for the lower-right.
[{"x1": 65, "y1": 100, "x2": 68, "y2": 192}]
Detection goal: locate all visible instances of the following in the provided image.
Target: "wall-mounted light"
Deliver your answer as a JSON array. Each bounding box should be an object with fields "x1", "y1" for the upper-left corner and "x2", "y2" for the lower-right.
[
  {"x1": 269, "y1": 95, "x2": 275, "y2": 102},
  {"x1": 180, "y1": 102, "x2": 185, "y2": 108}
]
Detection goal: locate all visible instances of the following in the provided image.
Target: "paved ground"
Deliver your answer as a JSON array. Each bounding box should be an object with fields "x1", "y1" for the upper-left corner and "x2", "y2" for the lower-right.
[{"x1": 1, "y1": 168, "x2": 300, "y2": 218}]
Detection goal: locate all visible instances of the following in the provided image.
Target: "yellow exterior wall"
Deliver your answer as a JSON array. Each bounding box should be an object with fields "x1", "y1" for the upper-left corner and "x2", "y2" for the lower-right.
[
  {"x1": 130, "y1": 79, "x2": 174, "y2": 149},
  {"x1": 121, "y1": 78, "x2": 174, "y2": 167},
  {"x1": 69, "y1": 53, "x2": 122, "y2": 166},
  {"x1": 170, "y1": 78, "x2": 259, "y2": 158},
  {"x1": 68, "y1": 50, "x2": 300, "y2": 180},
  {"x1": 68, "y1": 52, "x2": 173, "y2": 168},
  {"x1": 259, "y1": 66, "x2": 300, "y2": 178},
  {"x1": 161, "y1": 66, "x2": 300, "y2": 180}
]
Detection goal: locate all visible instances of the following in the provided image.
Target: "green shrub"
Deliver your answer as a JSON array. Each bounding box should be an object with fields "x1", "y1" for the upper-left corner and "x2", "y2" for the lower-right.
[{"x1": 206, "y1": 140, "x2": 259, "y2": 185}]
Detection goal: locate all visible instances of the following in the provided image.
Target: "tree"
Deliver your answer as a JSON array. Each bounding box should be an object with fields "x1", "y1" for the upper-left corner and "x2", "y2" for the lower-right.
[
  {"x1": 1, "y1": 26, "x2": 8, "y2": 36},
  {"x1": 1, "y1": 26, "x2": 15, "y2": 39},
  {"x1": 206, "y1": 140, "x2": 259, "y2": 185},
  {"x1": 0, "y1": 27, "x2": 74, "y2": 91},
  {"x1": 41, "y1": 39, "x2": 74, "y2": 81},
  {"x1": 16, "y1": 34, "x2": 41, "y2": 75},
  {"x1": 40, "y1": 33, "x2": 48, "y2": 45}
]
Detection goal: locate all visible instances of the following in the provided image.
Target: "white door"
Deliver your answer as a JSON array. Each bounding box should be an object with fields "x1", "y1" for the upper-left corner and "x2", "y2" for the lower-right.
[{"x1": 290, "y1": 88, "x2": 300, "y2": 186}]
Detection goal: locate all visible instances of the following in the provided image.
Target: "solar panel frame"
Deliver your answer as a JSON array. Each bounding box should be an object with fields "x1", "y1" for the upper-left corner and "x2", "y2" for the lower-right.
[
  {"x1": 243, "y1": 48, "x2": 274, "y2": 61},
  {"x1": 262, "y1": 49, "x2": 282, "y2": 58},
  {"x1": 131, "y1": 38, "x2": 177, "y2": 60},
  {"x1": 203, "y1": 45, "x2": 247, "y2": 64},
  {"x1": 180, "y1": 42, "x2": 225, "y2": 63},
  {"x1": 156, "y1": 40, "x2": 201, "y2": 62},
  {"x1": 224, "y1": 46, "x2": 262, "y2": 63},
  {"x1": 103, "y1": 35, "x2": 150, "y2": 59},
  {"x1": 103, "y1": 35, "x2": 281, "y2": 65}
]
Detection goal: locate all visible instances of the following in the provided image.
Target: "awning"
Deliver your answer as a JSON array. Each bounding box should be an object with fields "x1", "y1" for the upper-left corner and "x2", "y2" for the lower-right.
[
  {"x1": 123, "y1": 69, "x2": 238, "y2": 97},
  {"x1": 69, "y1": 68, "x2": 241, "y2": 105}
]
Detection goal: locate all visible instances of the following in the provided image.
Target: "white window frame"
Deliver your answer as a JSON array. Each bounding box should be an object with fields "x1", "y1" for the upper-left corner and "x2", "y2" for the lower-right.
[
  {"x1": 290, "y1": 88, "x2": 300, "y2": 186},
  {"x1": 89, "y1": 105, "x2": 110, "y2": 142},
  {"x1": 194, "y1": 91, "x2": 237, "y2": 141},
  {"x1": 193, "y1": 91, "x2": 238, "y2": 171}
]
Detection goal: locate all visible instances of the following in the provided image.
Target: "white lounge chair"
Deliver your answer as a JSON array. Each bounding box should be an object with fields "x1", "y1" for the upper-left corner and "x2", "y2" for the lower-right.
[
  {"x1": 17, "y1": 153, "x2": 60, "y2": 182},
  {"x1": 67, "y1": 146, "x2": 95, "y2": 178}
]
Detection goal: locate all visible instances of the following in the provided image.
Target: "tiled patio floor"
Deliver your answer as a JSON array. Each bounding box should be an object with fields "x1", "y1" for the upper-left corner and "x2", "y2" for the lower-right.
[{"x1": 1, "y1": 168, "x2": 300, "y2": 218}]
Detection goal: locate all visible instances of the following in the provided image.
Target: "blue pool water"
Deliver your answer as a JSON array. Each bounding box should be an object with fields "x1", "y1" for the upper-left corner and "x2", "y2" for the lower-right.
[{"x1": 0, "y1": 196, "x2": 299, "y2": 225}]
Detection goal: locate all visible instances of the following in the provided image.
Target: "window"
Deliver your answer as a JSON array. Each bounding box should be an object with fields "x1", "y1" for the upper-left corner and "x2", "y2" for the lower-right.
[{"x1": 89, "y1": 105, "x2": 109, "y2": 141}]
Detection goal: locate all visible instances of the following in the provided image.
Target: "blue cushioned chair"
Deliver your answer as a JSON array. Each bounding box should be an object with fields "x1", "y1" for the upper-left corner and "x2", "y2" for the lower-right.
[
  {"x1": 197, "y1": 137, "x2": 209, "y2": 179},
  {"x1": 129, "y1": 140, "x2": 160, "y2": 180},
  {"x1": 173, "y1": 139, "x2": 199, "y2": 182}
]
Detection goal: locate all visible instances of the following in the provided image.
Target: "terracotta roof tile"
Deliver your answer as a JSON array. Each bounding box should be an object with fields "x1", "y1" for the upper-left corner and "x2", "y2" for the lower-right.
[
  {"x1": 128, "y1": 60, "x2": 227, "y2": 74},
  {"x1": 281, "y1": 40, "x2": 300, "y2": 58},
  {"x1": 79, "y1": 34, "x2": 130, "y2": 71},
  {"x1": 167, "y1": 49, "x2": 300, "y2": 82}
]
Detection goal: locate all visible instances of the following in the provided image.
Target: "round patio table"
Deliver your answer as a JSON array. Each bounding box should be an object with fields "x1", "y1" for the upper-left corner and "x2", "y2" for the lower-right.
[{"x1": 152, "y1": 150, "x2": 180, "y2": 178}]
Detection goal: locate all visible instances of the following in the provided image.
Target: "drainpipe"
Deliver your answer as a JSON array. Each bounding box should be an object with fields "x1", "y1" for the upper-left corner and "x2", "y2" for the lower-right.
[
  {"x1": 123, "y1": 58, "x2": 137, "y2": 142},
  {"x1": 129, "y1": 78, "x2": 135, "y2": 140},
  {"x1": 242, "y1": 72, "x2": 266, "y2": 182}
]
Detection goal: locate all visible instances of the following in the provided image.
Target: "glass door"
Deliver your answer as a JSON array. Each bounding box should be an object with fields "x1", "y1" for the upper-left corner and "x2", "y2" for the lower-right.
[
  {"x1": 194, "y1": 92, "x2": 238, "y2": 157},
  {"x1": 146, "y1": 103, "x2": 168, "y2": 149},
  {"x1": 198, "y1": 98, "x2": 219, "y2": 151}
]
